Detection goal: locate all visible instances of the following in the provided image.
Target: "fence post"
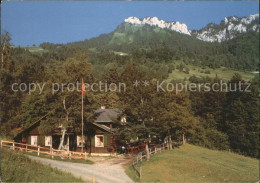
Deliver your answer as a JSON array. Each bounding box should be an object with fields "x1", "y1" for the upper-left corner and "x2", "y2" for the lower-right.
[
  {"x1": 155, "y1": 147, "x2": 157, "y2": 154},
  {"x1": 26, "y1": 144, "x2": 28, "y2": 152},
  {"x1": 92, "y1": 176, "x2": 96, "y2": 183},
  {"x1": 69, "y1": 149, "x2": 71, "y2": 160},
  {"x1": 0, "y1": 140, "x2": 2, "y2": 148},
  {"x1": 67, "y1": 146, "x2": 69, "y2": 158},
  {"x1": 51, "y1": 148, "x2": 53, "y2": 159},
  {"x1": 38, "y1": 147, "x2": 40, "y2": 156},
  {"x1": 13, "y1": 142, "x2": 15, "y2": 150},
  {"x1": 139, "y1": 166, "x2": 142, "y2": 179}
]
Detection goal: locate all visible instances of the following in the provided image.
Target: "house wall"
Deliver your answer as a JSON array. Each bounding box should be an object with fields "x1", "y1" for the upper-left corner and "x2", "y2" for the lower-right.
[
  {"x1": 90, "y1": 134, "x2": 114, "y2": 153},
  {"x1": 15, "y1": 124, "x2": 116, "y2": 154},
  {"x1": 73, "y1": 133, "x2": 115, "y2": 153}
]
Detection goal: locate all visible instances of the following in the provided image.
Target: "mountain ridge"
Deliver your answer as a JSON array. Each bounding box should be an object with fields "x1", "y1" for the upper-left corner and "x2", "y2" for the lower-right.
[
  {"x1": 124, "y1": 14, "x2": 259, "y2": 42},
  {"x1": 125, "y1": 16, "x2": 191, "y2": 35}
]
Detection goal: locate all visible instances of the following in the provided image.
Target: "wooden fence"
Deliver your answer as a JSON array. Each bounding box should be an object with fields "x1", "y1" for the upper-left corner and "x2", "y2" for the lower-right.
[
  {"x1": 132, "y1": 142, "x2": 179, "y2": 178},
  {"x1": 0, "y1": 140, "x2": 88, "y2": 160}
]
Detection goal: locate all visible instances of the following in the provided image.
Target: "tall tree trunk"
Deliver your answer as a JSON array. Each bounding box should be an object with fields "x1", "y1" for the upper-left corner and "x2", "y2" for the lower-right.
[
  {"x1": 168, "y1": 130, "x2": 173, "y2": 150},
  {"x1": 58, "y1": 128, "x2": 66, "y2": 150},
  {"x1": 145, "y1": 142, "x2": 150, "y2": 161},
  {"x1": 58, "y1": 97, "x2": 69, "y2": 150},
  {"x1": 182, "y1": 132, "x2": 186, "y2": 145}
]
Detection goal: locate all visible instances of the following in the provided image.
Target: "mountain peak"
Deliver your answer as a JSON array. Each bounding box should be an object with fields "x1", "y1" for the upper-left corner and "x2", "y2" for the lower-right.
[
  {"x1": 224, "y1": 14, "x2": 259, "y2": 25},
  {"x1": 193, "y1": 13, "x2": 259, "y2": 42},
  {"x1": 124, "y1": 14, "x2": 259, "y2": 42},
  {"x1": 124, "y1": 16, "x2": 191, "y2": 35}
]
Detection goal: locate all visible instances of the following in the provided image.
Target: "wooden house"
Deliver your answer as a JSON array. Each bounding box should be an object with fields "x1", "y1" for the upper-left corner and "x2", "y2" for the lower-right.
[{"x1": 14, "y1": 108, "x2": 123, "y2": 155}]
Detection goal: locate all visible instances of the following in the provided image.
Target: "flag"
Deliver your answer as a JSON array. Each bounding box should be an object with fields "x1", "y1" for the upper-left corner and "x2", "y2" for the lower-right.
[{"x1": 82, "y1": 79, "x2": 86, "y2": 96}]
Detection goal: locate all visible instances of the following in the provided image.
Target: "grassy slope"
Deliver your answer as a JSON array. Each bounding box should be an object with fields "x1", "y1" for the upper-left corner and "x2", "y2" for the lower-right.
[
  {"x1": 167, "y1": 61, "x2": 256, "y2": 82},
  {"x1": 126, "y1": 144, "x2": 259, "y2": 182},
  {"x1": 1, "y1": 148, "x2": 83, "y2": 182}
]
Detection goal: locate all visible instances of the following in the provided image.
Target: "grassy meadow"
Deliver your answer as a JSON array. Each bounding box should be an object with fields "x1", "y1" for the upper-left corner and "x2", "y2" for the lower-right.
[
  {"x1": 167, "y1": 61, "x2": 256, "y2": 82},
  {"x1": 1, "y1": 148, "x2": 83, "y2": 182},
  {"x1": 126, "y1": 144, "x2": 259, "y2": 182}
]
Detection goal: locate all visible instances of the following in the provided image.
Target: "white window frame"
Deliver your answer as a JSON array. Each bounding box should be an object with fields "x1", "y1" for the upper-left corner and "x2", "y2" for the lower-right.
[
  {"x1": 31, "y1": 136, "x2": 37, "y2": 146},
  {"x1": 45, "y1": 136, "x2": 52, "y2": 147},
  {"x1": 121, "y1": 116, "x2": 127, "y2": 123},
  {"x1": 77, "y1": 135, "x2": 85, "y2": 147},
  {"x1": 58, "y1": 123, "x2": 63, "y2": 128},
  {"x1": 95, "y1": 135, "x2": 104, "y2": 147}
]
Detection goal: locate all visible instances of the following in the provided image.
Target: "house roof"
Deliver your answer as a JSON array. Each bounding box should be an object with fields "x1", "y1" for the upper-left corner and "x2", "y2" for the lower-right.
[
  {"x1": 14, "y1": 108, "x2": 121, "y2": 138},
  {"x1": 14, "y1": 112, "x2": 51, "y2": 139},
  {"x1": 91, "y1": 122, "x2": 115, "y2": 134},
  {"x1": 94, "y1": 109, "x2": 121, "y2": 123}
]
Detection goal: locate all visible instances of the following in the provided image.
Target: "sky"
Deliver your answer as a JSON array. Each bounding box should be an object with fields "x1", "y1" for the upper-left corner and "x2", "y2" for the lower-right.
[{"x1": 1, "y1": 1, "x2": 259, "y2": 46}]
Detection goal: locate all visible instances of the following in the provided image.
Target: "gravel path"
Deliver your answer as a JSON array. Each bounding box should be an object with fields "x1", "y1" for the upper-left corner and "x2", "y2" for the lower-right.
[{"x1": 28, "y1": 155, "x2": 134, "y2": 183}]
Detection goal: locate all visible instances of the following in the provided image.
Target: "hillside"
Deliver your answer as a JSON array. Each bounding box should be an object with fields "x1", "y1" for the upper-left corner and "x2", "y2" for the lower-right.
[{"x1": 126, "y1": 144, "x2": 259, "y2": 182}]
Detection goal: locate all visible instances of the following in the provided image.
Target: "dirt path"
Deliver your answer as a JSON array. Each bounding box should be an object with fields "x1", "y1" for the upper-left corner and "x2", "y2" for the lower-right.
[{"x1": 28, "y1": 155, "x2": 134, "y2": 183}]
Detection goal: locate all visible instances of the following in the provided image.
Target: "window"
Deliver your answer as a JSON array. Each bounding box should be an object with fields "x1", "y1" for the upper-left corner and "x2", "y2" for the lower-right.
[
  {"x1": 95, "y1": 135, "x2": 104, "y2": 147},
  {"x1": 121, "y1": 117, "x2": 127, "y2": 123},
  {"x1": 45, "y1": 136, "x2": 52, "y2": 146},
  {"x1": 77, "y1": 136, "x2": 85, "y2": 147},
  {"x1": 31, "y1": 136, "x2": 37, "y2": 146}
]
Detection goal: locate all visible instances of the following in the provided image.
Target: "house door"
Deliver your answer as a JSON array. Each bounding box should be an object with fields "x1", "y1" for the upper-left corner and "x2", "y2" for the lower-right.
[
  {"x1": 52, "y1": 135, "x2": 70, "y2": 150},
  {"x1": 52, "y1": 135, "x2": 60, "y2": 149}
]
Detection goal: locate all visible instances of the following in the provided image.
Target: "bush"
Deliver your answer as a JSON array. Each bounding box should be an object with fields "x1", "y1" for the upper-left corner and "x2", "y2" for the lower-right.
[
  {"x1": 184, "y1": 67, "x2": 190, "y2": 74},
  {"x1": 189, "y1": 127, "x2": 230, "y2": 150},
  {"x1": 205, "y1": 70, "x2": 211, "y2": 74},
  {"x1": 204, "y1": 129, "x2": 230, "y2": 150}
]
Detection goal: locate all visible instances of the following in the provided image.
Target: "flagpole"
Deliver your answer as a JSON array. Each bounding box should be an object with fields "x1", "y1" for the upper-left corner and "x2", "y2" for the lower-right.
[{"x1": 81, "y1": 78, "x2": 84, "y2": 153}]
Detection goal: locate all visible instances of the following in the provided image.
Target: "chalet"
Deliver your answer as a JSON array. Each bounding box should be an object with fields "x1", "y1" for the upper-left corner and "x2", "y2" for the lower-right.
[{"x1": 14, "y1": 107, "x2": 125, "y2": 155}]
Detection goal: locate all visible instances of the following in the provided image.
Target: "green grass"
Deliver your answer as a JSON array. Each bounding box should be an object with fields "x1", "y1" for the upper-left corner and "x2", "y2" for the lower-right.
[
  {"x1": 126, "y1": 144, "x2": 259, "y2": 182},
  {"x1": 126, "y1": 165, "x2": 141, "y2": 182},
  {"x1": 1, "y1": 148, "x2": 84, "y2": 182},
  {"x1": 12, "y1": 46, "x2": 48, "y2": 54},
  {"x1": 167, "y1": 61, "x2": 256, "y2": 82},
  {"x1": 22, "y1": 151, "x2": 94, "y2": 164}
]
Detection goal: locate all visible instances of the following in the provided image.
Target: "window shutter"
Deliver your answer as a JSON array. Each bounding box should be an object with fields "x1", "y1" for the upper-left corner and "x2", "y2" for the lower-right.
[
  {"x1": 41, "y1": 136, "x2": 45, "y2": 146},
  {"x1": 28, "y1": 136, "x2": 31, "y2": 145},
  {"x1": 37, "y1": 136, "x2": 40, "y2": 146},
  {"x1": 85, "y1": 136, "x2": 88, "y2": 145},
  {"x1": 91, "y1": 136, "x2": 95, "y2": 146},
  {"x1": 104, "y1": 135, "x2": 107, "y2": 146}
]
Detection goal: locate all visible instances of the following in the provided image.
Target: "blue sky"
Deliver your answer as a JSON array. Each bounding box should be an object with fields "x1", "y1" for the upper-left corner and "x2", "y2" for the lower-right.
[{"x1": 1, "y1": 1, "x2": 259, "y2": 46}]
